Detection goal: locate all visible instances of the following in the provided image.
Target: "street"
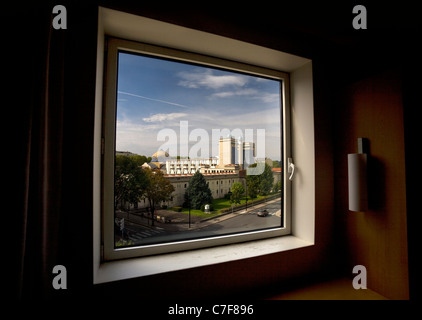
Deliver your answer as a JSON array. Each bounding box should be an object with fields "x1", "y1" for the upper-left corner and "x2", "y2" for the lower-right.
[
  {"x1": 198, "y1": 200, "x2": 282, "y2": 234},
  {"x1": 118, "y1": 198, "x2": 283, "y2": 246}
]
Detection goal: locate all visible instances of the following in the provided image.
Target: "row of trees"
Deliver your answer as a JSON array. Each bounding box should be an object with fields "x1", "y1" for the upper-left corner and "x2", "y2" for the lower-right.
[
  {"x1": 230, "y1": 163, "x2": 276, "y2": 204},
  {"x1": 115, "y1": 155, "x2": 174, "y2": 225}
]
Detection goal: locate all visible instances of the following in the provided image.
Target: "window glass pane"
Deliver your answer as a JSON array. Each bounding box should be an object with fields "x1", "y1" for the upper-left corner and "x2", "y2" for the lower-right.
[{"x1": 114, "y1": 51, "x2": 283, "y2": 248}]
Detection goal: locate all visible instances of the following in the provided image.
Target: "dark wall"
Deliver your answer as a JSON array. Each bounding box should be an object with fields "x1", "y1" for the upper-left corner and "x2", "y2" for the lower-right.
[
  {"x1": 10, "y1": 1, "x2": 419, "y2": 300},
  {"x1": 333, "y1": 69, "x2": 409, "y2": 299}
]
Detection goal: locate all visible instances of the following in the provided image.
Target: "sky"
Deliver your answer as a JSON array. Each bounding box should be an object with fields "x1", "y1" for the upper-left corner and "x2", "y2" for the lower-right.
[{"x1": 116, "y1": 51, "x2": 282, "y2": 161}]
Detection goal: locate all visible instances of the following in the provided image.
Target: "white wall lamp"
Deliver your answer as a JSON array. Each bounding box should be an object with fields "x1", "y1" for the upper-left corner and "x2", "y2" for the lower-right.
[{"x1": 348, "y1": 138, "x2": 368, "y2": 212}]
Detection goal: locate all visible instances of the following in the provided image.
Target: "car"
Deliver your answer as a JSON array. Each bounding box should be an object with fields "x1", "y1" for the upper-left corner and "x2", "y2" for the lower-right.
[{"x1": 257, "y1": 209, "x2": 269, "y2": 217}]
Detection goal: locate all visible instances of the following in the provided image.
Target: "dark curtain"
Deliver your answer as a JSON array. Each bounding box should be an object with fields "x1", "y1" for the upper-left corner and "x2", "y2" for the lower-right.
[
  {"x1": 15, "y1": 3, "x2": 66, "y2": 299},
  {"x1": 12, "y1": 1, "x2": 98, "y2": 300}
]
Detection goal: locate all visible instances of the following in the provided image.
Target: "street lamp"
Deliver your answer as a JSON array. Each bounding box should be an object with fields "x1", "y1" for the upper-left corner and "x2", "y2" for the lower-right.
[
  {"x1": 188, "y1": 191, "x2": 191, "y2": 229},
  {"x1": 245, "y1": 181, "x2": 248, "y2": 212}
]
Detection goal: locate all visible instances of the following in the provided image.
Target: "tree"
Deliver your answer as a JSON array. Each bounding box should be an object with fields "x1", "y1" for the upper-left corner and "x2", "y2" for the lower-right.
[
  {"x1": 259, "y1": 163, "x2": 274, "y2": 195},
  {"x1": 144, "y1": 169, "x2": 175, "y2": 226},
  {"x1": 115, "y1": 155, "x2": 149, "y2": 210},
  {"x1": 132, "y1": 154, "x2": 150, "y2": 167},
  {"x1": 273, "y1": 180, "x2": 282, "y2": 193},
  {"x1": 184, "y1": 171, "x2": 213, "y2": 210},
  {"x1": 246, "y1": 171, "x2": 259, "y2": 199},
  {"x1": 245, "y1": 163, "x2": 274, "y2": 196},
  {"x1": 272, "y1": 160, "x2": 281, "y2": 168},
  {"x1": 230, "y1": 182, "x2": 245, "y2": 205}
]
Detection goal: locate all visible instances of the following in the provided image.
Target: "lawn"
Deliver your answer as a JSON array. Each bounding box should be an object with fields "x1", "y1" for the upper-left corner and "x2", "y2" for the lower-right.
[
  {"x1": 177, "y1": 207, "x2": 220, "y2": 219},
  {"x1": 213, "y1": 195, "x2": 271, "y2": 210},
  {"x1": 170, "y1": 194, "x2": 274, "y2": 219}
]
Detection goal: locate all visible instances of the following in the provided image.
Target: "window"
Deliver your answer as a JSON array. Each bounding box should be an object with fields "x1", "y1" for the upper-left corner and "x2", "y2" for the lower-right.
[
  {"x1": 94, "y1": 8, "x2": 316, "y2": 284},
  {"x1": 102, "y1": 37, "x2": 292, "y2": 260}
]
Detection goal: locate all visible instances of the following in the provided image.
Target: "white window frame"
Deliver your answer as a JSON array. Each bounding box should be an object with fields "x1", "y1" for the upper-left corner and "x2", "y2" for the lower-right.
[
  {"x1": 93, "y1": 7, "x2": 315, "y2": 284},
  {"x1": 103, "y1": 37, "x2": 291, "y2": 261}
]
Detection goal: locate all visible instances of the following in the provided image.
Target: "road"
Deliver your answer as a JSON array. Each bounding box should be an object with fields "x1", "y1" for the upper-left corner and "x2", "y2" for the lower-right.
[
  {"x1": 196, "y1": 199, "x2": 282, "y2": 234},
  {"x1": 119, "y1": 199, "x2": 283, "y2": 246}
]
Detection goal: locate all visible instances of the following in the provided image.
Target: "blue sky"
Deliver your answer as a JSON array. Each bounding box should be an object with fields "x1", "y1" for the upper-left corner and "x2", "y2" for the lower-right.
[{"x1": 116, "y1": 51, "x2": 282, "y2": 161}]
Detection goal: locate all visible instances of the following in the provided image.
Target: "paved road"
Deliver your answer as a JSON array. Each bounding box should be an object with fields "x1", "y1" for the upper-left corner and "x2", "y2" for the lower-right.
[
  {"x1": 118, "y1": 199, "x2": 282, "y2": 246},
  {"x1": 197, "y1": 200, "x2": 282, "y2": 234},
  {"x1": 125, "y1": 223, "x2": 166, "y2": 242}
]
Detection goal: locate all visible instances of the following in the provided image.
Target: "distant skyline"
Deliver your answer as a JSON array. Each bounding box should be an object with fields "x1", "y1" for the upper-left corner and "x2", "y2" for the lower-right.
[{"x1": 116, "y1": 51, "x2": 282, "y2": 160}]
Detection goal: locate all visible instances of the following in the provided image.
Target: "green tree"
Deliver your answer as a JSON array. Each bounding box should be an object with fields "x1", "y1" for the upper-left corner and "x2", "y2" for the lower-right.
[
  {"x1": 115, "y1": 155, "x2": 149, "y2": 210},
  {"x1": 184, "y1": 171, "x2": 213, "y2": 210},
  {"x1": 230, "y1": 182, "x2": 245, "y2": 204},
  {"x1": 246, "y1": 163, "x2": 274, "y2": 196},
  {"x1": 259, "y1": 163, "x2": 274, "y2": 195},
  {"x1": 273, "y1": 180, "x2": 282, "y2": 192},
  {"x1": 144, "y1": 169, "x2": 175, "y2": 226},
  {"x1": 132, "y1": 154, "x2": 150, "y2": 167},
  {"x1": 246, "y1": 171, "x2": 259, "y2": 199}
]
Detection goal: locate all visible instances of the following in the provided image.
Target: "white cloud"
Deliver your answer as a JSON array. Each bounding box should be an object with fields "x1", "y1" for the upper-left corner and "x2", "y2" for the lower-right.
[
  {"x1": 209, "y1": 88, "x2": 279, "y2": 104},
  {"x1": 211, "y1": 88, "x2": 258, "y2": 99},
  {"x1": 116, "y1": 108, "x2": 281, "y2": 159},
  {"x1": 177, "y1": 69, "x2": 248, "y2": 89},
  {"x1": 254, "y1": 92, "x2": 280, "y2": 103},
  {"x1": 142, "y1": 112, "x2": 188, "y2": 123},
  {"x1": 115, "y1": 119, "x2": 158, "y2": 155}
]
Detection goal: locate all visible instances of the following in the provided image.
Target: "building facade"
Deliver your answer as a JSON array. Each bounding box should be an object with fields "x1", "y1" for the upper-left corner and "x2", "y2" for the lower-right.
[{"x1": 131, "y1": 136, "x2": 278, "y2": 210}]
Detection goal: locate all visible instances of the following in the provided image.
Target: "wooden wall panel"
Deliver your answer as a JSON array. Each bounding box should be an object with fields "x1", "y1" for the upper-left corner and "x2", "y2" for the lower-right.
[{"x1": 334, "y1": 69, "x2": 409, "y2": 299}]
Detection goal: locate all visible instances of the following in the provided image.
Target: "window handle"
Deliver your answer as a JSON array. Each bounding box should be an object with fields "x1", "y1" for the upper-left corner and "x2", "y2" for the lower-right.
[{"x1": 288, "y1": 158, "x2": 295, "y2": 181}]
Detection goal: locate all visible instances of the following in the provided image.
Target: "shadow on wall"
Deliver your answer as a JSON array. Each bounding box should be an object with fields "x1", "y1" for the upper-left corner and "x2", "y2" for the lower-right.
[{"x1": 367, "y1": 155, "x2": 386, "y2": 212}]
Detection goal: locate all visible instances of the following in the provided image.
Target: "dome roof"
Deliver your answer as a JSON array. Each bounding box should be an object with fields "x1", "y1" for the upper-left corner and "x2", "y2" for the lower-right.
[{"x1": 151, "y1": 150, "x2": 169, "y2": 163}]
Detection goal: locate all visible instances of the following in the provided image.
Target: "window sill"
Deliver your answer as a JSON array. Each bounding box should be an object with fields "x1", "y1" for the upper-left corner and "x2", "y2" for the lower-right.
[{"x1": 94, "y1": 235, "x2": 313, "y2": 284}]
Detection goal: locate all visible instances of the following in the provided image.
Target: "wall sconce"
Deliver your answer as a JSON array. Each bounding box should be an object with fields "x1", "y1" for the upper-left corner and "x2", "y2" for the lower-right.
[{"x1": 348, "y1": 138, "x2": 368, "y2": 212}]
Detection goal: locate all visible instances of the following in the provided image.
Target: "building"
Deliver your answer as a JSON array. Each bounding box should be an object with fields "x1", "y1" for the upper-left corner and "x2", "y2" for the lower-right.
[
  {"x1": 163, "y1": 172, "x2": 242, "y2": 208},
  {"x1": 163, "y1": 136, "x2": 255, "y2": 176},
  {"x1": 165, "y1": 158, "x2": 219, "y2": 175},
  {"x1": 131, "y1": 135, "x2": 282, "y2": 209},
  {"x1": 219, "y1": 137, "x2": 255, "y2": 169},
  {"x1": 219, "y1": 136, "x2": 236, "y2": 165},
  {"x1": 242, "y1": 141, "x2": 255, "y2": 169},
  {"x1": 137, "y1": 137, "x2": 247, "y2": 209}
]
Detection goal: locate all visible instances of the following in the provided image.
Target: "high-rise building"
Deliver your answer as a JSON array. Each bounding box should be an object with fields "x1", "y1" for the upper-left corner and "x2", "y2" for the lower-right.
[
  {"x1": 242, "y1": 141, "x2": 255, "y2": 169},
  {"x1": 219, "y1": 137, "x2": 236, "y2": 166},
  {"x1": 218, "y1": 136, "x2": 255, "y2": 169}
]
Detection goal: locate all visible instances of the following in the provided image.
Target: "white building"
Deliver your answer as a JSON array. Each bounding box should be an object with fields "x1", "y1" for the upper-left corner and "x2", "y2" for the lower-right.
[
  {"x1": 164, "y1": 136, "x2": 255, "y2": 175},
  {"x1": 134, "y1": 136, "x2": 258, "y2": 209}
]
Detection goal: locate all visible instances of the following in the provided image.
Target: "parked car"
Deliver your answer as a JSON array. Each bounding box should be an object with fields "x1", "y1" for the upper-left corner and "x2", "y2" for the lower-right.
[{"x1": 257, "y1": 209, "x2": 269, "y2": 217}]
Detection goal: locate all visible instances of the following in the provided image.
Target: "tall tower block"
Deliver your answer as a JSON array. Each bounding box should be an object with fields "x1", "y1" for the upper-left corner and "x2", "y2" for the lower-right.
[{"x1": 219, "y1": 137, "x2": 236, "y2": 165}]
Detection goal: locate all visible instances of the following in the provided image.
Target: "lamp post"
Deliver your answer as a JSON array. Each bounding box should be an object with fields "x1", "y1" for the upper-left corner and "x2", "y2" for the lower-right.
[
  {"x1": 188, "y1": 191, "x2": 191, "y2": 229},
  {"x1": 245, "y1": 180, "x2": 248, "y2": 212}
]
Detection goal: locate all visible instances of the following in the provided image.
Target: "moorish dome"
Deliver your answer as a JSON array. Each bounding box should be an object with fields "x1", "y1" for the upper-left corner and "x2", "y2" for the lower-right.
[{"x1": 152, "y1": 150, "x2": 169, "y2": 161}]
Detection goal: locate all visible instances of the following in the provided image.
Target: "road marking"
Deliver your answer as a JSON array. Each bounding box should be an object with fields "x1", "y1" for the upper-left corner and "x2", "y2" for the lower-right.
[{"x1": 127, "y1": 228, "x2": 166, "y2": 241}]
